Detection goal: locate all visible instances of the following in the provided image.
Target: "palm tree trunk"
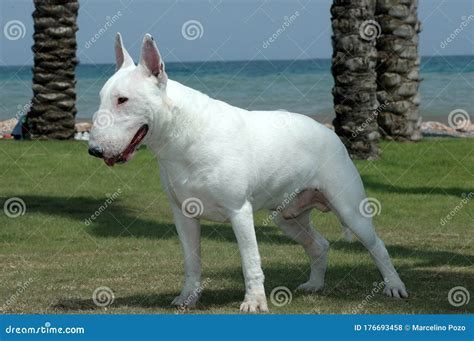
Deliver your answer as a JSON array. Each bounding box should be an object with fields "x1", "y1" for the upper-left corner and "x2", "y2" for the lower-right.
[
  {"x1": 375, "y1": 0, "x2": 422, "y2": 141},
  {"x1": 331, "y1": 0, "x2": 380, "y2": 160},
  {"x1": 28, "y1": 0, "x2": 79, "y2": 139}
]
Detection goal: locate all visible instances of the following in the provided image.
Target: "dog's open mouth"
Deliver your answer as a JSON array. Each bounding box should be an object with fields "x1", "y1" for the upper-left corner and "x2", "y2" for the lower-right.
[{"x1": 104, "y1": 124, "x2": 149, "y2": 167}]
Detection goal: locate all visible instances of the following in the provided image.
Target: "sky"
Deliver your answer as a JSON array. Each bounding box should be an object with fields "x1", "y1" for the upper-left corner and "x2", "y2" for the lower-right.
[{"x1": 0, "y1": 0, "x2": 473, "y2": 66}]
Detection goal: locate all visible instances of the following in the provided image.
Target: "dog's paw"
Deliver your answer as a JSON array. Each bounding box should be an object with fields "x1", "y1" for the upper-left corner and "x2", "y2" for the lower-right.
[
  {"x1": 240, "y1": 295, "x2": 268, "y2": 313},
  {"x1": 171, "y1": 291, "x2": 200, "y2": 309},
  {"x1": 383, "y1": 280, "x2": 408, "y2": 299},
  {"x1": 296, "y1": 280, "x2": 324, "y2": 293}
]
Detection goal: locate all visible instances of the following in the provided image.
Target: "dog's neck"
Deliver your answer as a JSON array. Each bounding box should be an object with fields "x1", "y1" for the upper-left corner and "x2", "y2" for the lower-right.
[{"x1": 146, "y1": 79, "x2": 211, "y2": 162}]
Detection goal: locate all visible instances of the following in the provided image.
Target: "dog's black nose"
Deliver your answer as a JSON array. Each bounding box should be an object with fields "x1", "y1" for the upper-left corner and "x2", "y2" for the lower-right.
[{"x1": 88, "y1": 146, "x2": 103, "y2": 158}]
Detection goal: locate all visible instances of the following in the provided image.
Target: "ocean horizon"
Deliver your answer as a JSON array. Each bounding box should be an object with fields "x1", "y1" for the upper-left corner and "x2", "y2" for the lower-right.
[{"x1": 1, "y1": 55, "x2": 473, "y2": 123}]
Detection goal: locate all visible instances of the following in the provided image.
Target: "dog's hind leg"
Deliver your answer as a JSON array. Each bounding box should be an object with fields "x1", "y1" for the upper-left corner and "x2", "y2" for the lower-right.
[
  {"x1": 338, "y1": 211, "x2": 407, "y2": 298},
  {"x1": 321, "y1": 164, "x2": 408, "y2": 298},
  {"x1": 341, "y1": 224, "x2": 354, "y2": 242},
  {"x1": 273, "y1": 210, "x2": 329, "y2": 292}
]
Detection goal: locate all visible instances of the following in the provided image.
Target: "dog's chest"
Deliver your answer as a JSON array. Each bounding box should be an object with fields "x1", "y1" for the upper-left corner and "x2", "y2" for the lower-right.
[{"x1": 160, "y1": 163, "x2": 231, "y2": 222}]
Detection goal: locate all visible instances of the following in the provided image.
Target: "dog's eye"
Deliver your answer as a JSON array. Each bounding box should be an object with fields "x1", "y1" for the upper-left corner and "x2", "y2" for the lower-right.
[{"x1": 117, "y1": 97, "x2": 128, "y2": 105}]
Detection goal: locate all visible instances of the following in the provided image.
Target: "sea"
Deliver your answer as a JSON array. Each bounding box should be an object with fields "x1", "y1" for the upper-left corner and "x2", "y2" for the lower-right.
[{"x1": 0, "y1": 55, "x2": 473, "y2": 124}]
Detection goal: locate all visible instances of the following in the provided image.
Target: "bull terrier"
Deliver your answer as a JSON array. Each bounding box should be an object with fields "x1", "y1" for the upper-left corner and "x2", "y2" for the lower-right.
[{"x1": 88, "y1": 33, "x2": 407, "y2": 312}]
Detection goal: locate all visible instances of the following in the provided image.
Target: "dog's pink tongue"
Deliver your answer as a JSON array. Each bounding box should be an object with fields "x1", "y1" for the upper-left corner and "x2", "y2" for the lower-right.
[{"x1": 104, "y1": 158, "x2": 116, "y2": 167}]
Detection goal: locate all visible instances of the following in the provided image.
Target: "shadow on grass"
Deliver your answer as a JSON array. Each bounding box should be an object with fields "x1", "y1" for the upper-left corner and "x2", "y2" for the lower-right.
[
  {"x1": 15, "y1": 195, "x2": 291, "y2": 244},
  {"x1": 361, "y1": 176, "x2": 473, "y2": 197},
  {"x1": 15, "y1": 195, "x2": 474, "y2": 266},
  {"x1": 17, "y1": 195, "x2": 474, "y2": 313},
  {"x1": 330, "y1": 240, "x2": 474, "y2": 268},
  {"x1": 54, "y1": 288, "x2": 242, "y2": 312},
  {"x1": 19, "y1": 195, "x2": 474, "y2": 266},
  {"x1": 53, "y1": 263, "x2": 473, "y2": 313}
]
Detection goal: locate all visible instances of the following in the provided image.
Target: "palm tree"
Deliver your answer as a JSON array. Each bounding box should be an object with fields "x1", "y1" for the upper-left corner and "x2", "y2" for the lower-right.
[
  {"x1": 331, "y1": 0, "x2": 380, "y2": 160},
  {"x1": 27, "y1": 0, "x2": 79, "y2": 139},
  {"x1": 375, "y1": 0, "x2": 422, "y2": 141}
]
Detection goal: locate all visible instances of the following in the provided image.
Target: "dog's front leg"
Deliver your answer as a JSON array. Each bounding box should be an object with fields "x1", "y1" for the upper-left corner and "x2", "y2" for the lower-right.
[
  {"x1": 170, "y1": 203, "x2": 202, "y2": 309},
  {"x1": 230, "y1": 201, "x2": 268, "y2": 312}
]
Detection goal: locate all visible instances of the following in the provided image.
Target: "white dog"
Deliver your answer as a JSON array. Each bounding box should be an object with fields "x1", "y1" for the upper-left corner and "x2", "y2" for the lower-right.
[{"x1": 88, "y1": 33, "x2": 408, "y2": 312}]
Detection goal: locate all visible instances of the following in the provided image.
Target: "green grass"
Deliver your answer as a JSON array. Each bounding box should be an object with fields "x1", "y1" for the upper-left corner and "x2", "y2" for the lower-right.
[{"x1": 0, "y1": 138, "x2": 472, "y2": 314}]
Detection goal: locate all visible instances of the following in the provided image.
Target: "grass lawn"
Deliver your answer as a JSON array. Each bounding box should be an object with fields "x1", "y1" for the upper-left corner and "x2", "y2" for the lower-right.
[{"x1": 0, "y1": 138, "x2": 472, "y2": 314}]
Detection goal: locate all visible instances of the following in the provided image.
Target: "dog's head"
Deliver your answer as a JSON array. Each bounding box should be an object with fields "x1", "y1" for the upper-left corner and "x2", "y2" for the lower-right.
[{"x1": 88, "y1": 33, "x2": 167, "y2": 166}]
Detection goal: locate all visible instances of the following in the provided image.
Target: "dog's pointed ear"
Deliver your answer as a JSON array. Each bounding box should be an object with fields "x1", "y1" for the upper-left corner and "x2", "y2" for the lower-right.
[
  {"x1": 115, "y1": 32, "x2": 134, "y2": 71},
  {"x1": 139, "y1": 34, "x2": 166, "y2": 83}
]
